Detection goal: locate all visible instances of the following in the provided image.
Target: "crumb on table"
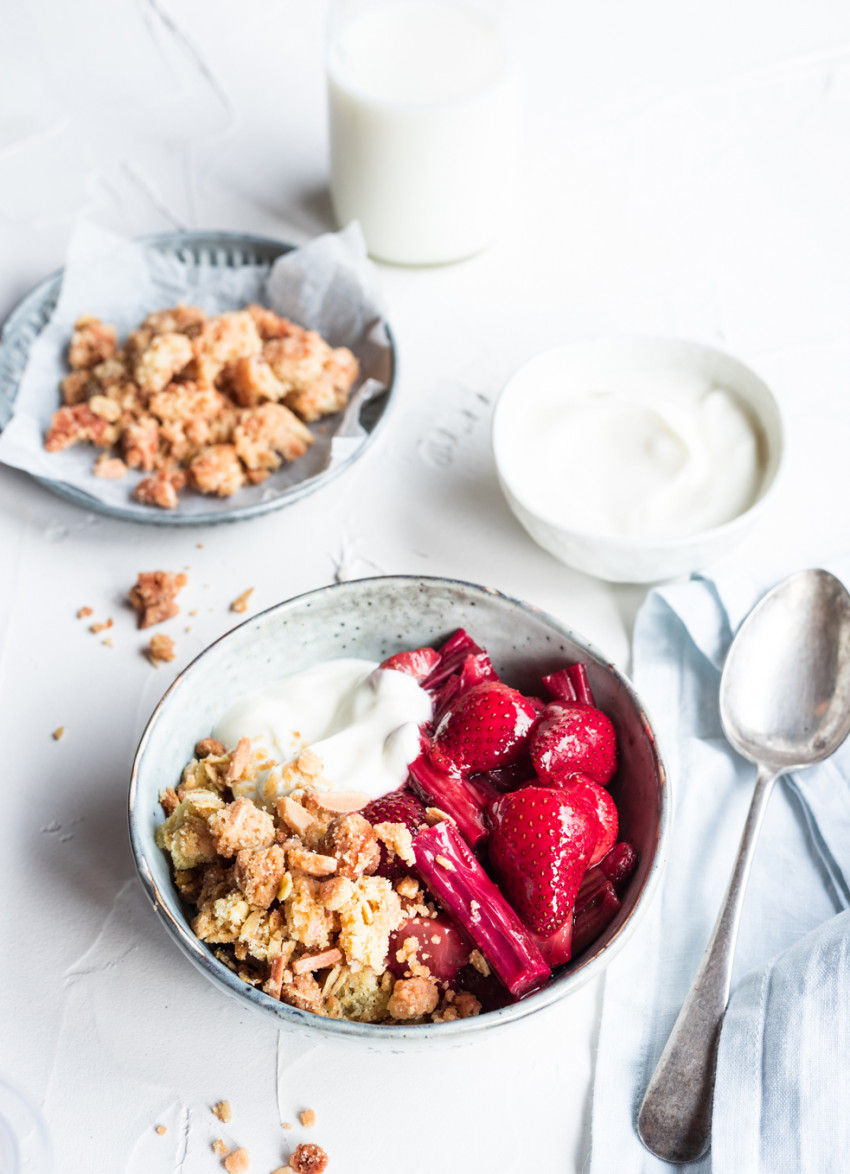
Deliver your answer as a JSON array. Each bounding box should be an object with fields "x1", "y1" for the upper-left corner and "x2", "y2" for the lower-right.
[
  {"x1": 129, "y1": 570, "x2": 188, "y2": 628},
  {"x1": 155, "y1": 1124, "x2": 167, "y2": 1136},
  {"x1": 298, "y1": 1109, "x2": 316, "y2": 1129},
  {"x1": 230, "y1": 588, "x2": 254, "y2": 614},
  {"x1": 288, "y1": 1143, "x2": 329, "y2": 1174},
  {"x1": 145, "y1": 632, "x2": 176, "y2": 666},
  {"x1": 212, "y1": 1139, "x2": 228, "y2": 1156},
  {"x1": 77, "y1": 606, "x2": 93, "y2": 619},
  {"x1": 52, "y1": 726, "x2": 65, "y2": 741},
  {"x1": 212, "y1": 1100, "x2": 233, "y2": 1124},
  {"x1": 223, "y1": 1146, "x2": 250, "y2": 1173},
  {"x1": 90, "y1": 617, "x2": 113, "y2": 634}
]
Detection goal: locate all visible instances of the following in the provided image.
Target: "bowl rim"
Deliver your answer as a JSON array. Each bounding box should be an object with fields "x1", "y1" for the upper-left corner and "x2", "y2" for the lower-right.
[
  {"x1": 128, "y1": 573, "x2": 669, "y2": 1041},
  {"x1": 491, "y1": 334, "x2": 786, "y2": 551}
]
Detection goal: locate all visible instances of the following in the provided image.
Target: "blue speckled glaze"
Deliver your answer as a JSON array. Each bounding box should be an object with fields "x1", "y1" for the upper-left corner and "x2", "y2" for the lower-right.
[{"x1": 128, "y1": 575, "x2": 669, "y2": 1050}]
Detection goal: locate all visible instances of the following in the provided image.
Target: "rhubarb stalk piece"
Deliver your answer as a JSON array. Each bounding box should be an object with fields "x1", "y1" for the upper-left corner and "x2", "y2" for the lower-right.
[
  {"x1": 572, "y1": 880, "x2": 621, "y2": 956},
  {"x1": 407, "y1": 748, "x2": 493, "y2": 850},
  {"x1": 413, "y1": 821, "x2": 550, "y2": 998}
]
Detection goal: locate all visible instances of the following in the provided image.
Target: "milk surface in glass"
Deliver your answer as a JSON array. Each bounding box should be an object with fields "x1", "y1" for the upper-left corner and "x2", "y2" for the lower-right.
[{"x1": 327, "y1": 0, "x2": 520, "y2": 265}]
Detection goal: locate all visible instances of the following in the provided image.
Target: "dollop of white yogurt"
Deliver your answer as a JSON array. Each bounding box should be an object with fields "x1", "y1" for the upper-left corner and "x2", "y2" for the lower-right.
[
  {"x1": 502, "y1": 369, "x2": 764, "y2": 542},
  {"x1": 213, "y1": 658, "x2": 432, "y2": 806}
]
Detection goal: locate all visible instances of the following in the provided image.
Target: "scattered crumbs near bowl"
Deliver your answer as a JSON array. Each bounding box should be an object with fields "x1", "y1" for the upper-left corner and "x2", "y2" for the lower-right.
[
  {"x1": 52, "y1": 726, "x2": 65, "y2": 741},
  {"x1": 212, "y1": 1139, "x2": 228, "y2": 1156},
  {"x1": 231, "y1": 588, "x2": 254, "y2": 614},
  {"x1": 212, "y1": 1100, "x2": 233, "y2": 1124},
  {"x1": 90, "y1": 617, "x2": 113, "y2": 634},
  {"x1": 197, "y1": 544, "x2": 204, "y2": 549},
  {"x1": 189, "y1": 609, "x2": 199, "y2": 617},
  {"x1": 289, "y1": 1142, "x2": 329, "y2": 1174},
  {"x1": 282, "y1": 1122, "x2": 293, "y2": 1130},
  {"x1": 299, "y1": 1109, "x2": 316, "y2": 1129},
  {"x1": 102, "y1": 637, "x2": 114, "y2": 648},
  {"x1": 223, "y1": 1146, "x2": 250, "y2": 1174},
  {"x1": 76, "y1": 606, "x2": 93, "y2": 619},
  {"x1": 145, "y1": 633, "x2": 176, "y2": 667},
  {"x1": 155, "y1": 1124, "x2": 167, "y2": 1136}
]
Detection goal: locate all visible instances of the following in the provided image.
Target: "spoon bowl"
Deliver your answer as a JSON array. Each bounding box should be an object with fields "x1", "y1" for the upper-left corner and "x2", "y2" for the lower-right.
[
  {"x1": 639, "y1": 568, "x2": 850, "y2": 1163},
  {"x1": 721, "y1": 570, "x2": 850, "y2": 770}
]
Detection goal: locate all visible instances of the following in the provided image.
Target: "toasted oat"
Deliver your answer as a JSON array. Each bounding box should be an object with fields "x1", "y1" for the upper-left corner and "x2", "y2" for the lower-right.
[
  {"x1": 223, "y1": 1146, "x2": 250, "y2": 1173},
  {"x1": 76, "y1": 606, "x2": 93, "y2": 619},
  {"x1": 230, "y1": 588, "x2": 254, "y2": 614},
  {"x1": 52, "y1": 726, "x2": 65, "y2": 741},
  {"x1": 155, "y1": 1124, "x2": 167, "y2": 1136},
  {"x1": 145, "y1": 632, "x2": 176, "y2": 666},
  {"x1": 299, "y1": 1109, "x2": 317, "y2": 1129},
  {"x1": 289, "y1": 1143, "x2": 328, "y2": 1174},
  {"x1": 129, "y1": 570, "x2": 187, "y2": 628},
  {"x1": 212, "y1": 1100, "x2": 233, "y2": 1124}
]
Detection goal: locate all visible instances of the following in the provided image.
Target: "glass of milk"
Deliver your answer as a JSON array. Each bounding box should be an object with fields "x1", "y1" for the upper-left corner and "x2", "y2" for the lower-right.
[{"x1": 327, "y1": 0, "x2": 521, "y2": 266}]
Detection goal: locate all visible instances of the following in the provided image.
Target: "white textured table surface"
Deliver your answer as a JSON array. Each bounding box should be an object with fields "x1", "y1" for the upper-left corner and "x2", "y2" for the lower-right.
[{"x1": 2, "y1": 2, "x2": 850, "y2": 1171}]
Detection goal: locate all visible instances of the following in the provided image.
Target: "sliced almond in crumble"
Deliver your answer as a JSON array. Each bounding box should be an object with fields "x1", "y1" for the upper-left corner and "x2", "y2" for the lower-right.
[
  {"x1": 307, "y1": 789, "x2": 370, "y2": 813},
  {"x1": 292, "y1": 949, "x2": 343, "y2": 976}
]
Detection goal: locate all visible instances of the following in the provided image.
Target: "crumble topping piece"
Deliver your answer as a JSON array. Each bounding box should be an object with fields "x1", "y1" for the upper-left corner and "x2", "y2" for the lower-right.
[
  {"x1": 197, "y1": 738, "x2": 226, "y2": 759},
  {"x1": 52, "y1": 726, "x2": 65, "y2": 741},
  {"x1": 212, "y1": 1139, "x2": 229, "y2": 1156},
  {"x1": 222, "y1": 1146, "x2": 250, "y2": 1173},
  {"x1": 212, "y1": 1100, "x2": 233, "y2": 1124},
  {"x1": 469, "y1": 948, "x2": 491, "y2": 977},
  {"x1": 387, "y1": 976, "x2": 439, "y2": 1020},
  {"x1": 209, "y1": 798, "x2": 275, "y2": 858},
  {"x1": 189, "y1": 444, "x2": 245, "y2": 497},
  {"x1": 326, "y1": 813, "x2": 380, "y2": 880},
  {"x1": 76, "y1": 606, "x2": 93, "y2": 619},
  {"x1": 133, "y1": 332, "x2": 194, "y2": 395},
  {"x1": 45, "y1": 404, "x2": 119, "y2": 452},
  {"x1": 235, "y1": 844, "x2": 287, "y2": 909},
  {"x1": 156, "y1": 790, "x2": 223, "y2": 870},
  {"x1": 145, "y1": 633, "x2": 176, "y2": 666},
  {"x1": 233, "y1": 403, "x2": 314, "y2": 469},
  {"x1": 299, "y1": 1109, "x2": 317, "y2": 1129},
  {"x1": 93, "y1": 454, "x2": 128, "y2": 479},
  {"x1": 289, "y1": 1143, "x2": 329, "y2": 1174},
  {"x1": 230, "y1": 588, "x2": 254, "y2": 614},
  {"x1": 372, "y1": 821, "x2": 415, "y2": 868},
  {"x1": 129, "y1": 570, "x2": 187, "y2": 628},
  {"x1": 90, "y1": 618, "x2": 113, "y2": 634},
  {"x1": 68, "y1": 316, "x2": 118, "y2": 370}
]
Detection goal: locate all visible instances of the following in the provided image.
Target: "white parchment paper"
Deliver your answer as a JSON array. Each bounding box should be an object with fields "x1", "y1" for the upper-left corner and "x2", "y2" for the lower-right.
[{"x1": 0, "y1": 220, "x2": 391, "y2": 518}]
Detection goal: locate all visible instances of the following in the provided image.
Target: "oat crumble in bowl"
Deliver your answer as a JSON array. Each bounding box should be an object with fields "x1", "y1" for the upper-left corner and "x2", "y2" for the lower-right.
[{"x1": 133, "y1": 577, "x2": 668, "y2": 1040}]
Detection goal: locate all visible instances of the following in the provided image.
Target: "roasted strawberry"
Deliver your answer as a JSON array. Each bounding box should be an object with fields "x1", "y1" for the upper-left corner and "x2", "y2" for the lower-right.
[
  {"x1": 489, "y1": 786, "x2": 598, "y2": 936},
  {"x1": 379, "y1": 647, "x2": 441, "y2": 681},
  {"x1": 386, "y1": 915, "x2": 470, "y2": 985},
  {"x1": 542, "y1": 770, "x2": 618, "y2": 866},
  {"x1": 530, "y1": 701, "x2": 617, "y2": 787},
  {"x1": 433, "y1": 682, "x2": 537, "y2": 773},
  {"x1": 361, "y1": 790, "x2": 426, "y2": 880}
]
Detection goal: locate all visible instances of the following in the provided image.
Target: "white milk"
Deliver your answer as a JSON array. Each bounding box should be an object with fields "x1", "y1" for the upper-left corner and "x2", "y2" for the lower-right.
[{"x1": 327, "y1": 0, "x2": 520, "y2": 265}]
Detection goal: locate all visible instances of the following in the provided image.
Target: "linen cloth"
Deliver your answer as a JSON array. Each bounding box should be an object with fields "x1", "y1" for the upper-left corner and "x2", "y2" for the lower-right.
[{"x1": 589, "y1": 559, "x2": 850, "y2": 1173}]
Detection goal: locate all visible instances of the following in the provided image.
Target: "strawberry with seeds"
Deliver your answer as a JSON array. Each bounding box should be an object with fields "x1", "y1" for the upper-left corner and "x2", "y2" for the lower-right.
[
  {"x1": 539, "y1": 770, "x2": 619, "y2": 866},
  {"x1": 433, "y1": 682, "x2": 537, "y2": 774},
  {"x1": 380, "y1": 647, "x2": 441, "y2": 681},
  {"x1": 489, "y1": 786, "x2": 598, "y2": 937},
  {"x1": 530, "y1": 700, "x2": 618, "y2": 787}
]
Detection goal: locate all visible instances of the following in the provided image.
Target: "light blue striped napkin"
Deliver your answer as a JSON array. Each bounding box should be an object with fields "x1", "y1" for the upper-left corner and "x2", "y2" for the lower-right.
[{"x1": 589, "y1": 560, "x2": 850, "y2": 1173}]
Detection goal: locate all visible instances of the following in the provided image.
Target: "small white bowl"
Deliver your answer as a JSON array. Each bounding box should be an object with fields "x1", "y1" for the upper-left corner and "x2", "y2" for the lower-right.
[{"x1": 492, "y1": 337, "x2": 785, "y2": 583}]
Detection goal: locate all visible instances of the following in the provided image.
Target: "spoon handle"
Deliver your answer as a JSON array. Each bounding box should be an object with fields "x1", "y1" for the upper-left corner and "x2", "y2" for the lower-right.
[{"x1": 637, "y1": 763, "x2": 779, "y2": 1163}]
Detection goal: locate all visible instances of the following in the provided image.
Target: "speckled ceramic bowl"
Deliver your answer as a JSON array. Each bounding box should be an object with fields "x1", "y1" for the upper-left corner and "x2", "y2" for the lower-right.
[{"x1": 129, "y1": 575, "x2": 668, "y2": 1048}]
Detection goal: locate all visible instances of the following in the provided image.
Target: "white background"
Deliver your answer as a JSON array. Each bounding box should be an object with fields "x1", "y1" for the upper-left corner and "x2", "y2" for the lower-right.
[{"x1": 2, "y1": 1, "x2": 850, "y2": 1170}]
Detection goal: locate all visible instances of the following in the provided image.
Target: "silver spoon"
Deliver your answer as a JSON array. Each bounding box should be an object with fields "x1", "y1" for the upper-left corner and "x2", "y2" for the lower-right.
[{"x1": 637, "y1": 568, "x2": 850, "y2": 1163}]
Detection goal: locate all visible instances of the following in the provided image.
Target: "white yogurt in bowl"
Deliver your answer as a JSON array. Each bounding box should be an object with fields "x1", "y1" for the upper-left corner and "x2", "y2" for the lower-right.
[
  {"x1": 214, "y1": 658, "x2": 433, "y2": 806},
  {"x1": 492, "y1": 338, "x2": 784, "y2": 583}
]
